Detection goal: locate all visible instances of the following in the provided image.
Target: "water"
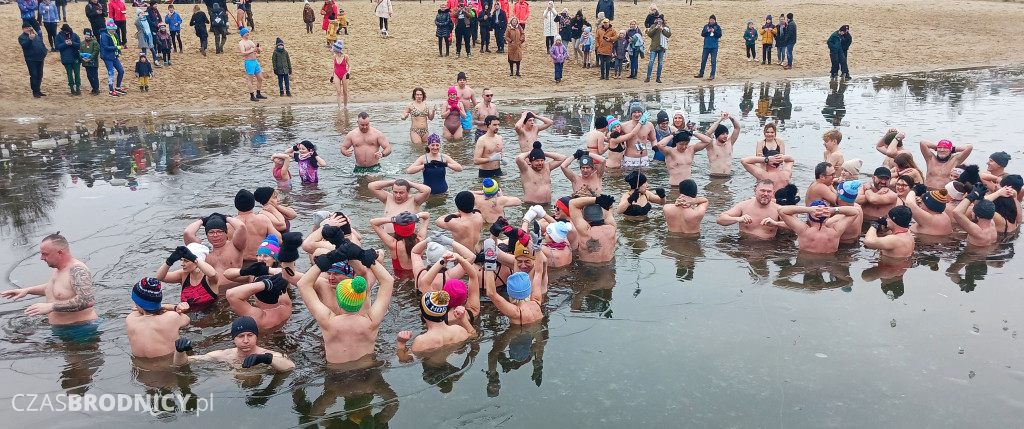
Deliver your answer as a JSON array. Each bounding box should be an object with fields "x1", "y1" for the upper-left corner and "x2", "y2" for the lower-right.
[{"x1": 1, "y1": 66, "x2": 1023, "y2": 427}]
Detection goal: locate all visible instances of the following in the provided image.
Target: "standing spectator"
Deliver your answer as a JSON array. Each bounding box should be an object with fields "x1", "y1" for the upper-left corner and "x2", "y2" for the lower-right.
[
  {"x1": 20, "y1": 24, "x2": 48, "y2": 98},
  {"x1": 580, "y1": 25, "x2": 593, "y2": 68},
  {"x1": 56, "y1": 24, "x2": 82, "y2": 95},
  {"x1": 550, "y1": 36, "x2": 567, "y2": 83},
  {"x1": 337, "y1": 9, "x2": 348, "y2": 35},
  {"x1": 210, "y1": 3, "x2": 229, "y2": 54},
  {"x1": 492, "y1": 3, "x2": 507, "y2": 53},
  {"x1": 594, "y1": 18, "x2": 616, "y2": 80},
  {"x1": 302, "y1": 1, "x2": 316, "y2": 34},
  {"x1": 244, "y1": 0, "x2": 255, "y2": 30},
  {"x1": 321, "y1": 0, "x2": 337, "y2": 33},
  {"x1": 557, "y1": 8, "x2": 572, "y2": 47},
  {"x1": 330, "y1": 40, "x2": 348, "y2": 109},
  {"x1": 189, "y1": 5, "x2": 209, "y2": 56},
  {"x1": 644, "y1": 4, "x2": 659, "y2": 28},
  {"x1": 569, "y1": 10, "x2": 586, "y2": 64},
  {"x1": 479, "y1": 4, "x2": 492, "y2": 53},
  {"x1": 100, "y1": 19, "x2": 127, "y2": 97},
  {"x1": 542, "y1": 2, "x2": 557, "y2": 52},
  {"x1": 80, "y1": 28, "x2": 101, "y2": 95},
  {"x1": 232, "y1": 0, "x2": 246, "y2": 31},
  {"x1": 19, "y1": 0, "x2": 41, "y2": 33},
  {"x1": 326, "y1": 14, "x2": 341, "y2": 48},
  {"x1": 468, "y1": 0, "x2": 479, "y2": 46},
  {"x1": 694, "y1": 14, "x2": 721, "y2": 80},
  {"x1": 109, "y1": 0, "x2": 127, "y2": 43},
  {"x1": 134, "y1": 52, "x2": 152, "y2": 91},
  {"x1": 435, "y1": 5, "x2": 453, "y2": 57},
  {"x1": 595, "y1": 0, "x2": 613, "y2": 22},
  {"x1": 238, "y1": 27, "x2": 267, "y2": 102},
  {"x1": 136, "y1": 9, "x2": 157, "y2": 65},
  {"x1": 626, "y1": 21, "x2": 644, "y2": 78},
  {"x1": 154, "y1": 23, "x2": 172, "y2": 66},
  {"x1": 40, "y1": 0, "x2": 60, "y2": 52},
  {"x1": 165, "y1": 5, "x2": 183, "y2": 53},
  {"x1": 146, "y1": 3, "x2": 162, "y2": 37},
  {"x1": 272, "y1": 38, "x2": 292, "y2": 96},
  {"x1": 505, "y1": 16, "x2": 524, "y2": 76},
  {"x1": 612, "y1": 31, "x2": 627, "y2": 79},
  {"x1": 759, "y1": 15, "x2": 776, "y2": 65},
  {"x1": 511, "y1": 0, "x2": 528, "y2": 30},
  {"x1": 85, "y1": 0, "x2": 106, "y2": 37},
  {"x1": 775, "y1": 13, "x2": 787, "y2": 66},
  {"x1": 55, "y1": 0, "x2": 66, "y2": 22},
  {"x1": 743, "y1": 21, "x2": 757, "y2": 62},
  {"x1": 454, "y1": 1, "x2": 474, "y2": 58},
  {"x1": 784, "y1": 13, "x2": 796, "y2": 69},
  {"x1": 644, "y1": 15, "x2": 669, "y2": 83},
  {"x1": 827, "y1": 25, "x2": 851, "y2": 79},
  {"x1": 375, "y1": 0, "x2": 393, "y2": 38}
]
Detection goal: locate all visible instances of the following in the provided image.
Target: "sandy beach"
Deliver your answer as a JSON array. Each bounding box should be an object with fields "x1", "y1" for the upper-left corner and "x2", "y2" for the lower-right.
[{"x1": 2, "y1": 0, "x2": 1023, "y2": 118}]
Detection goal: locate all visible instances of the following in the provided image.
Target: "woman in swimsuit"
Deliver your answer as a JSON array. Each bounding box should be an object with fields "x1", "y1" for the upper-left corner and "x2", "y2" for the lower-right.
[
  {"x1": 370, "y1": 211, "x2": 430, "y2": 275},
  {"x1": 893, "y1": 152, "x2": 924, "y2": 186},
  {"x1": 155, "y1": 243, "x2": 219, "y2": 312},
  {"x1": 603, "y1": 115, "x2": 641, "y2": 169},
  {"x1": 407, "y1": 133, "x2": 464, "y2": 194},
  {"x1": 285, "y1": 141, "x2": 326, "y2": 183},
  {"x1": 617, "y1": 171, "x2": 666, "y2": 219},
  {"x1": 256, "y1": 188, "x2": 297, "y2": 234},
  {"x1": 401, "y1": 87, "x2": 436, "y2": 144},
  {"x1": 755, "y1": 122, "x2": 786, "y2": 156},
  {"x1": 991, "y1": 179, "x2": 1021, "y2": 235},
  {"x1": 441, "y1": 86, "x2": 467, "y2": 140},
  {"x1": 233, "y1": 0, "x2": 247, "y2": 30},
  {"x1": 269, "y1": 153, "x2": 292, "y2": 189},
  {"x1": 894, "y1": 175, "x2": 915, "y2": 206},
  {"x1": 331, "y1": 40, "x2": 349, "y2": 110}
]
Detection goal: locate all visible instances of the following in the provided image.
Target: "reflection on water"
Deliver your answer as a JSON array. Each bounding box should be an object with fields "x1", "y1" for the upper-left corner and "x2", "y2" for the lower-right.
[{"x1": 2, "y1": 66, "x2": 1024, "y2": 426}]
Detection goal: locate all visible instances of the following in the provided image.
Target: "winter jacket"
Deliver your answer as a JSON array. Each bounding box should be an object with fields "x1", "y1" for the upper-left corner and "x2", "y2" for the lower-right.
[
  {"x1": 646, "y1": 24, "x2": 670, "y2": 52},
  {"x1": 272, "y1": 48, "x2": 291, "y2": 75},
  {"x1": 644, "y1": 12, "x2": 659, "y2": 29},
  {"x1": 557, "y1": 13, "x2": 571, "y2": 40},
  {"x1": 492, "y1": 8, "x2": 507, "y2": 32},
  {"x1": 154, "y1": 31, "x2": 171, "y2": 53},
  {"x1": 147, "y1": 7, "x2": 161, "y2": 34},
  {"x1": 775, "y1": 23, "x2": 787, "y2": 46},
  {"x1": 189, "y1": 12, "x2": 208, "y2": 37},
  {"x1": 80, "y1": 37, "x2": 100, "y2": 67},
  {"x1": 628, "y1": 32, "x2": 645, "y2": 57},
  {"x1": 210, "y1": 4, "x2": 228, "y2": 29},
  {"x1": 454, "y1": 7, "x2": 474, "y2": 32},
  {"x1": 569, "y1": 16, "x2": 588, "y2": 39},
  {"x1": 135, "y1": 14, "x2": 154, "y2": 50},
  {"x1": 612, "y1": 37, "x2": 627, "y2": 59},
  {"x1": 109, "y1": 0, "x2": 126, "y2": 21},
  {"x1": 787, "y1": 20, "x2": 797, "y2": 45},
  {"x1": 827, "y1": 31, "x2": 841, "y2": 51},
  {"x1": 504, "y1": 25, "x2": 523, "y2": 61},
  {"x1": 479, "y1": 10, "x2": 491, "y2": 32},
  {"x1": 841, "y1": 32, "x2": 851, "y2": 53},
  {"x1": 303, "y1": 6, "x2": 315, "y2": 23},
  {"x1": 99, "y1": 30, "x2": 120, "y2": 60},
  {"x1": 511, "y1": 0, "x2": 528, "y2": 25},
  {"x1": 85, "y1": 2, "x2": 107, "y2": 30},
  {"x1": 165, "y1": 12, "x2": 182, "y2": 32},
  {"x1": 435, "y1": 8, "x2": 453, "y2": 37},
  {"x1": 594, "y1": 25, "x2": 616, "y2": 56},
  {"x1": 542, "y1": 8, "x2": 557, "y2": 37},
  {"x1": 550, "y1": 41, "x2": 567, "y2": 63},
  {"x1": 701, "y1": 23, "x2": 721, "y2": 49},
  {"x1": 19, "y1": 32, "x2": 48, "y2": 62},
  {"x1": 135, "y1": 60, "x2": 152, "y2": 76},
  {"x1": 743, "y1": 27, "x2": 757, "y2": 45},
  {"x1": 18, "y1": 0, "x2": 38, "y2": 20},
  {"x1": 374, "y1": 0, "x2": 392, "y2": 19},
  {"x1": 759, "y1": 25, "x2": 776, "y2": 44},
  {"x1": 39, "y1": 1, "x2": 60, "y2": 23},
  {"x1": 56, "y1": 31, "x2": 81, "y2": 65},
  {"x1": 595, "y1": 0, "x2": 613, "y2": 21}
]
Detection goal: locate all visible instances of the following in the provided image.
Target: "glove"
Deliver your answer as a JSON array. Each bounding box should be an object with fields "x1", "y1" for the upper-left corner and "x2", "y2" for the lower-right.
[
  {"x1": 573, "y1": 149, "x2": 586, "y2": 159},
  {"x1": 870, "y1": 216, "x2": 888, "y2": 230},
  {"x1": 444, "y1": 213, "x2": 459, "y2": 222},
  {"x1": 482, "y1": 238, "x2": 498, "y2": 271},
  {"x1": 335, "y1": 240, "x2": 364, "y2": 261},
  {"x1": 654, "y1": 188, "x2": 666, "y2": 199},
  {"x1": 966, "y1": 182, "x2": 986, "y2": 202},
  {"x1": 359, "y1": 248, "x2": 379, "y2": 268},
  {"x1": 530, "y1": 232, "x2": 543, "y2": 252},
  {"x1": 241, "y1": 353, "x2": 273, "y2": 368},
  {"x1": 165, "y1": 247, "x2": 183, "y2": 266},
  {"x1": 174, "y1": 338, "x2": 192, "y2": 353},
  {"x1": 638, "y1": 111, "x2": 650, "y2": 125},
  {"x1": 912, "y1": 183, "x2": 928, "y2": 196},
  {"x1": 178, "y1": 245, "x2": 197, "y2": 262},
  {"x1": 278, "y1": 232, "x2": 303, "y2": 263},
  {"x1": 523, "y1": 205, "x2": 542, "y2": 222},
  {"x1": 489, "y1": 221, "x2": 504, "y2": 238},
  {"x1": 488, "y1": 153, "x2": 502, "y2": 162},
  {"x1": 239, "y1": 262, "x2": 269, "y2": 277},
  {"x1": 430, "y1": 232, "x2": 454, "y2": 246},
  {"x1": 258, "y1": 273, "x2": 288, "y2": 294},
  {"x1": 596, "y1": 194, "x2": 614, "y2": 211},
  {"x1": 320, "y1": 225, "x2": 347, "y2": 246},
  {"x1": 627, "y1": 190, "x2": 640, "y2": 204},
  {"x1": 427, "y1": 160, "x2": 448, "y2": 168},
  {"x1": 314, "y1": 248, "x2": 346, "y2": 272},
  {"x1": 495, "y1": 216, "x2": 511, "y2": 234}
]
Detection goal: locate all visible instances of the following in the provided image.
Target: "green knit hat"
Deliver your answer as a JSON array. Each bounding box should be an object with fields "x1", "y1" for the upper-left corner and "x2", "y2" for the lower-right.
[{"x1": 336, "y1": 276, "x2": 367, "y2": 312}]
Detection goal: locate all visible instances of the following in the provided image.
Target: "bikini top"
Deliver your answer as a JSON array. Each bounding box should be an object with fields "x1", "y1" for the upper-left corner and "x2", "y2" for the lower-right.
[
  {"x1": 761, "y1": 141, "x2": 780, "y2": 156},
  {"x1": 410, "y1": 105, "x2": 429, "y2": 118},
  {"x1": 623, "y1": 202, "x2": 652, "y2": 216}
]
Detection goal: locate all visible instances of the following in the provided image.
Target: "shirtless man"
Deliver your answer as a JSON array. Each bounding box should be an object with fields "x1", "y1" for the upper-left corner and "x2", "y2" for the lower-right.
[
  {"x1": 906, "y1": 186, "x2": 953, "y2": 236},
  {"x1": 619, "y1": 100, "x2": 657, "y2": 170},
  {"x1": 822, "y1": 129, "x2": 845, "y2": 170},
  {"x1": 437, "y1": 191, "x2": 485, "y2": 250},
  {"x1": 473, "y1": 115, "x2": 506, "y2": 178},
  {"x1": 980, "y1": 151, "x2": 1011, "y2": 192},
  {"x1": 516, "y1": 141, "x2": 567, "y2": 205},
  {"x1": 238, "y1": 27, "x2": 267, "y2": 102},
  {"x1": 568, "y1": 195, "x2": 618, "y2": 263},
  {"x1": 653, "y1": 129, "x2": 712, "y2": 185},
  {"x1": 560, "y1": 150, "x2": 607, "y2": 195},
  {"x1": 2, "y1": 233, "x2": 99, "y2": 327},
  {"x1": 586, "y1": 116, "x2": 609, "y2": 155},
  {"x1": 705, "y1": 112, "x2": 741, "y2": 177},
  {"x1": 778, "y1": 201, "x2": 862, "y2": 254},
  {"x1": 835, "y1": 180, "x2": 864, "y2": 242},
  {"x1": 368, "y1": 178, "x2": 432, "y2": 233},
  {"x1": 875, "y1": 129, "x2": 911, "y2": 172},
  {"x1": 664, "y1": 179, "x2": 709, "y2": 234},
  {"x1": 297, "y1": 241, "x2": 395, "y2": 365},
  {"x1": 472, "y1": 87, "x2": 498, "y2": 142},
  {"x1": 475, "y1": 178, "x2": 523, "y2": 223},
  {"x1": 234, "y1": 189, "x2": 280, "y2": 264},
  {"x1": 482, "y1": 239, "x2": 544, "y2": 325},
  {"x1": 920, "y1": 139, "x2": 973, "y2": 189},
  {"x1": 172, "y1": 315, "x2": 295, "y2": 370},
  {"x1": 716, "y1": 179, "x2": 786, "y2": 239},
  {"x1": 740, "y1": 151, "x2": 795, "y2": 191},
  {"x1": 805, "y1": 162, "x2": 839, "y2": 205},
  {"x1": 491, "y1": 221, "x2": 550, "y2": 294},
  {"x1": 953, "y1": 190, "x2": 998, "y2": 247},
  {"x1": 126, "y1": 278, "x2": 191, "y2": 358},
  {"x1": 864, "y1": 206, "x2": 915, "y2": 259},
  {"x1": 456, "y1": 72, "x2": 477, "y2": 133},
  {"x1": 513, "y1": 111, "x2": 554, "y2": 153},
  {"x1": 341, "y1": 112, "x2": 393, "y2": 173},
  {"x1": 396, "y1": 290, "x2": 476, "y2": 356},
  {"x1": 225, "y1": 273, "x2": 291, "y2": 333},
  {"x1": 184, "y1": 213, "x2": 247, "y2": 291},
  {"x1": 855, "y1": 167, "x2": 898, "y2": 219}
]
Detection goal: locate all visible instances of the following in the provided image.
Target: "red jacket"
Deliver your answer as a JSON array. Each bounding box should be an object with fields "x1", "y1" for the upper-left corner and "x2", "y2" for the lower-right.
[
  {"x1": 512, "y1": 0, "x2": 529, "y2": 24},
  {"x1": 108, "y1": 0, "x2": 126, "y2": 21}
]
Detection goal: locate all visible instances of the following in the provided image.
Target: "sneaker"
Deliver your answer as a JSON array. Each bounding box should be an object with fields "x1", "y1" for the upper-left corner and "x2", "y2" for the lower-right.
[
  {"x1": 109, "y1": 91, "x2": 120, "y2": 97},
  {"x1": 115, "y1": 88, "x2": 127, "y2": 94},
  {"x1": 165, "y1": 61, "x2": 172, "y2": 66}
]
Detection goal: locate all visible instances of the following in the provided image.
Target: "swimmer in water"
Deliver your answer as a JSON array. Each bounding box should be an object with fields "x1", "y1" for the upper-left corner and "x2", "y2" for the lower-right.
[
  {"x1": 617, "y1": 171, "x2": 667, "y2": 219},
  {"x1": 441, "y1": 86, "x2": 468, "y2": 140},
  {"x1": 864, "y1": 205, "x2": 915, "y2": 259},
  {"x1": 155, "y1": 243, "x2": 219, "y2": 311},
  {"x1": 920, "y1": 138, "x2": 974, "y2": 189},
  {"x1": 777, "y1": 200, "x2": 862, "y2": 254},
  {"x1": 2, "y1": 233, "x2": 99, "y2": 328},
  {"x1": 717, "y1": 179, "x2": 786, "y2": 240},
  {"x1": 664, "y1": 179, "x2": 709, "y2": 234},
  {"x1": 341, "y1": 112, "x2": 393, "y2": 173},
  {"x1": 125, "y1": 277, "x2": 191, "y2": 359},
  {"x1": 396, "y1": 290, "x2": 476, "y2": 356},
  {"x1": 172, "y1": 315, "x2": 296, "y2": 370}
]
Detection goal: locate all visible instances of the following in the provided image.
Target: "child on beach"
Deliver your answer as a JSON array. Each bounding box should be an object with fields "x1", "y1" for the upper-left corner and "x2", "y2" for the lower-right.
[
  {"x1": 612, "y1": 31, "x2": 627, "y2": 79},
  {"x1": 272, "y1": 38, "x2": 292, "y2": 96},
  {"x1": 743, "y1": 21, "x2": 757, "y2": 62},
  {"x1": 326, "y1": 16, "x2": 341, "y2": 48},
  {"x1": 337, "y1": 9, "x2": 348, "y2": 35},
  {"x1": 135, "y1": 52, "x2": 153, "y2": 92},
  {"x1": 759, "y1": 15, "x2": 776, "y2": 65},
  {"x1": 549, "y1": 36, "x2": 568, "y2": 83},
  {"x1": 165, "y1": 4, "x2": 183, "y2": 53},
  {"x1": 580, "y1": 26, "x2": 593, "y2": 68},
  {"x1": 189, "y1": 5, "x2": 209, "y2": 56},
  {"x1": 302, "y1": 2, "x2": 315, "y2": 34},
  {"x1": 286, "y1": 141, "x2": 326, "y2": 184},
  {"x1": 155, "y1": 23, "x2": 172, "y2": 65},
  {"x1": 270, "y1": 153, "x2": 292, "y2": 188}
]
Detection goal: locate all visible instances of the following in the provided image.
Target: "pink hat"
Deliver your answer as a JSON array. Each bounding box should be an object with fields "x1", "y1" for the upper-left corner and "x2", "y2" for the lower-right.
[
  {"x1": 937, "y1": 139, "x2": 953, "y2": 149},
  {"x1": 443, "y1": 279, "x2": 467, "y2": 308}
]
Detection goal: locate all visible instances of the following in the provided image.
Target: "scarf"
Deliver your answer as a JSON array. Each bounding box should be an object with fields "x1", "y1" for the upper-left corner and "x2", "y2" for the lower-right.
[
  {"x1": 548, "y1": 241, "x2": 568, "y2": 250},
  {"x1": 447, "y1": 87, "x2": 461, "y2": 112}
]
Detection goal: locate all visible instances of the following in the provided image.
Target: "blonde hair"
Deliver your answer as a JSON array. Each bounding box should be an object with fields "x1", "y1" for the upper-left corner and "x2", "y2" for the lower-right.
[{"x1": 822, "y1": 129, "x2": 842, "y2": 143}]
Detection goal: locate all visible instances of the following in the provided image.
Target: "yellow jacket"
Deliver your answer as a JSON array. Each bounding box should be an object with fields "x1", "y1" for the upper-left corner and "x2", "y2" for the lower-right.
[
  {"x1": 759, "y1": 26, "x2": 776, "y2": 44},
  {"x1": 327, "y1": 20, "x2": 340, "y2": 42}
]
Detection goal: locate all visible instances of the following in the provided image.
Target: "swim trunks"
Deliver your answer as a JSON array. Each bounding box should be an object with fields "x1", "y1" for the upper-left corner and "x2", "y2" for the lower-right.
[
  {"x1": 244, "y1": 59, "x2": 262, "y2": 75},
  {"x1": 460, "y1": 114, "x2": 472, "y2": 131},
  {"x1": 478, "y1": 167, "x2": 503, "y2": 178},
  {"x1": 621, "y1": 155, "x2": 649, "y2": 170},
  {"x1": 353, "y1": 164, "x2": 382, "y2": 173},
  {"x1": 474, "y1": 128, "x2": 487, "y2": 142},
  {"x1": 51, "y1": 317, "x2": 103, "y2": 343}
]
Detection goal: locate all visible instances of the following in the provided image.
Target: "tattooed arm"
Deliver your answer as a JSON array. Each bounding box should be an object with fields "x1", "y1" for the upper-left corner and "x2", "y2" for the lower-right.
[{"x1": 52, "y1": 264, "x2": 96, "y2": 312}]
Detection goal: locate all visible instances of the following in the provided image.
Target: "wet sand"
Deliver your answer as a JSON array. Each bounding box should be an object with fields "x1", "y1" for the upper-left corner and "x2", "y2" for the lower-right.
[{"x1": 2, "y1": 0, "x2": 1023, "y2": 118}]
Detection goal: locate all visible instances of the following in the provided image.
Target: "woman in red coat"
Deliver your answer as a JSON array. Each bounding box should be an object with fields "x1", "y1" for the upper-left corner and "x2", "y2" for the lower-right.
[{"x1": 321, "y1": 0, "x2": 338, "y2": 32}]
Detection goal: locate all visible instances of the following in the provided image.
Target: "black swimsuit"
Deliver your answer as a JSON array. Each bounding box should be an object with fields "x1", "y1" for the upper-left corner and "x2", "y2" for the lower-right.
[
  {"x1": 762, "y1": 143, "x2": 780, "y2": 156},
  {"x1": 623, "y1": 202, "x2": 652, "y2": 216}
]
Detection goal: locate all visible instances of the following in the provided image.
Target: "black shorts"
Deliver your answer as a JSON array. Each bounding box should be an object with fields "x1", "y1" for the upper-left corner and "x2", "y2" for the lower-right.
[{"x1": 479, "y1": 167, "x2": 503, "y2": 178}]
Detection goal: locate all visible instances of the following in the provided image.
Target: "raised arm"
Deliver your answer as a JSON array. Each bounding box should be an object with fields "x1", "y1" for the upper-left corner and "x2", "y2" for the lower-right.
[
  {"x1": 919, "y1": 139, "x2": 936, "y2": 162},
  {"x1": 226, "y1": 216, "x2": 248, "y2": 252},
  {"x1": 951, "y1": 192, "x2": 983, "y2": 235},
  {"x1": 777, "y1": 206, "x2": 810, "y2": 234},
  {"x1": 410, "y1": 181, "x2": 433, "y2": 205},
  {"x1": 184, "y1": 219, "x2": 203, "y2": 245},
  {"x1": 690, "y1": 132, "x2": 714, "y2": 152},
  {"x1": 953, "y1": 143, "x2": 974, "y2": 163},
  {"x1": 369, "y1": 217, "x2": 399, "y2": 248},
  {"x1": 569, "y1": 196, "x2": 597, "y2": 234},
  {"x1": 366, "y1": 180, "x2": 393, "y2": 203},
  {"x1": 534, "y1": 114, "x2": 554, "y2": 132},
  {"x1": 740, "y1": 156, "x2": 767, "y2": 178},
  {"x1": 545, "y1": 151, "x2": 567, "y2": 170},
  {"x1": 366, "y1": 261, "x2": 395, "y2": 325}
]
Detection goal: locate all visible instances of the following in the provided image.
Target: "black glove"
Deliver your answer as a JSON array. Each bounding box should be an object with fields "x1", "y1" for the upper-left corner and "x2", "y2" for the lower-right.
[
  {"x1": 165, "y1": 248, "x2": 183, "y2": 266},
  {"x1": 178, "y1": 245, "x2": 197, "y2": 262},
  {"x1": 314, "y1": 248, "x2": 346, "y2": 272},
  {"x1": 335, "y1": 240, "x2": 364, "y2": 261},
  {"x1": 359, "y1": 249, "x2": 379, "y2": 268},
  {"x1": 175, "y1": 338, "x2": 192, "y2": 353},
  {"x1": 489, "y1": 222, "x2": 504, "y2": 238},
  {"x1": 278, "y1": 232, "x2": 303, "y2": 263},
  {"x1": 495, "y1": 216, "x2": 511, "y2": 234},
  {"x1": 427, "y1": 160, "x2": 448, "y2": 168},
  {"x1": 627, "y1": 190, "x2": 640, "y2": 204},
  {"x1": 241, "y1": 353, "x2": 273, "y2": 368},
  {"x1": 444, "y1": 213, "x2": 459, "y2": 222},
  {"x1": 320, "y1": 225, "x2": 347, "y2": 246},
  {"x1": 596, "y1": 194, "x2": 614, "y2": 211},
  {"x1": 573, "y1": 149, "x2": 586, "y2": 159},
  {"x1": 258, "y1": 273, "x2": 288, "y2": 294},
  {"x1": 912, "y1": 183, "x2": 928, "y2": 196},
  {"x1": 870, "y1": 216, "x2": 888, "y2": 230},
  {"x1": 654, "y1": 188, "x2": 666, "y2": 199},
  {"x1": 966, "y1": 182, "x2": 986, "y2": 202},
  {"x1": 239, "y1": 262, "x2": 269, "y2": 277}
]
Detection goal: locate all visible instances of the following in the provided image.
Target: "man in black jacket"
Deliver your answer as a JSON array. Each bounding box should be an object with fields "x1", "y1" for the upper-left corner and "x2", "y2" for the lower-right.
[
  {"x1": 84, "y1": 0, "x2": 106, "y2": 38},
  {"x1": 595, "y1": 0, "x2": 613, "y2": 21},
  {"x1": 493, "y1": 5, "x2": 507, "y2": 54},
  {"x1": 20, "y1": 24, "x2": 49, "y2": 98},
  {"x1": 784, "y1": 13, "x2": 796, "y2": 69},
  {"x1": 839, "y1": 25, "x2": 852, "y2": 79}
]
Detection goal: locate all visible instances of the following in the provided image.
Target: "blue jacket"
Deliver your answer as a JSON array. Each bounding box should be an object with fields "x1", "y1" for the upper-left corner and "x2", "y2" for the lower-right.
[
  {"x1": 18, "y1": 0, "x2": 38, "y2": 19},
  {"x1": 99, "y1": 30, "x2": 121, "y2": 61},
  {"x1": 19, "y1": 32, "x2": 48, "y2": 62},
  {"x1": 38, "y1": 1, "x2": 60, "y2": 23},
  {"x1": 165, "y1": 12, "x2": 182, "y2": 31},
  {"x1": 135, "y1": 60, "x2": 152, "y2": 77},
  {"x1": 56, "y1": 31, "x2": 81, "y2": 64},
  {"x1": 701, "y1": 23, "x2": 722, "y2": 49},
  {"x1": 595, "y1": 0, "x2": 613, "y2": 21}
]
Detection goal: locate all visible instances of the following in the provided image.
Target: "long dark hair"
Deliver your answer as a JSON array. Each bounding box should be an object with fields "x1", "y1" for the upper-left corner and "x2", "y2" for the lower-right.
[{"x1": 390, "y1": 233, "x2": 419, "y2": 260}]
